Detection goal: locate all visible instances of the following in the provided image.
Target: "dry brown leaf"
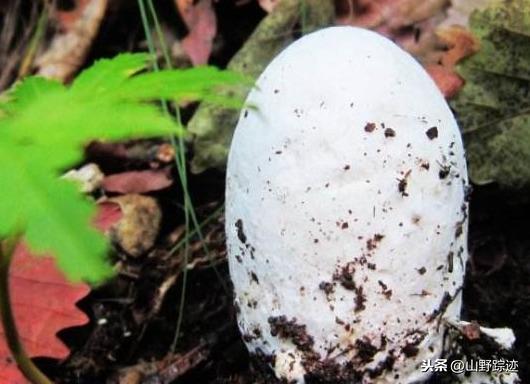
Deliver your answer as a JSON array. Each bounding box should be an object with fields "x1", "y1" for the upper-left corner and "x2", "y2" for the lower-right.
[
  {"x1": 421, "y1": 26, "x2": 478, "y2": 98},
  {"x1": 105, "y1": 194, "x2": 162, "y2": 258},
  {"x1": 35, "y1": 0, "x2": 108, "y2": 82},
  {"x1": 436, "y1": 25, "x2": 480, "y2": 67}
]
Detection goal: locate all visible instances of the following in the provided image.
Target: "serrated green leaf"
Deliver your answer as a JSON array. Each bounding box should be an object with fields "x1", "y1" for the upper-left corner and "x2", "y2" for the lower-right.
[
  {"x1": 0, "y1": 52, "x2": 243, "y2": 282},
  {"x1": 1, "y1": 76, "x2": 65, "y2": 116},
  {"x1": 114, "y1": 66, "x2": 247, "y2": 103},
  {"x1": 0, "y1": 143, "x2": 112, "y2": 282},
  {"x1": 451, "y1": 0, "x2": 530, "y2": 188},
  {"x1": 70, "y1": 53, "x2": 150, "y2": 95},
  {"x1": 2, "y1": 97, "x2": 179, "y2": 169}
]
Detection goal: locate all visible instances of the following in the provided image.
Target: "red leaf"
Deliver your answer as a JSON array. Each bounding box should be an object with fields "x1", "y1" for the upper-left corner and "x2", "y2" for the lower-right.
[
  {"x1": 93, "y1": 201, "x2": 124, "y2": 232},
  {"x1": 0, "y1": 200, "x2": 123, "y2": 383},
  {"x1": 0, "y1": 245, "x2": 90, "y2": 384},
  {"x1": 176, "y1": 0, "x2": 217, "y2": 65},
  {"x1": 425, "y1": 64, "x2": 464, "y2": 98},
  {"x1": 102, "y1": 168, "x2": 173, "y2": 194}
]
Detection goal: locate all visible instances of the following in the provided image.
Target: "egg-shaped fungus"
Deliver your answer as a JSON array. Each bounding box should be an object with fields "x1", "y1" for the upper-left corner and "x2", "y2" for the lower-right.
[{"x1": 227, "y1": 27, "x2": 478, "y2": 383}]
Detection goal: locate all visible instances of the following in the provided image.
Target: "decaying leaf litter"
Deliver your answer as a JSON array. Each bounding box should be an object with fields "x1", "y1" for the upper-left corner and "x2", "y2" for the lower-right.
[{"x1": 0, "y1": 0, "x2": 529, "y2": 383}]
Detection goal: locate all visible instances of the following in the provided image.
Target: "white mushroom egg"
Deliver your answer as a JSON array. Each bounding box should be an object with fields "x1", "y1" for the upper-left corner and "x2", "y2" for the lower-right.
[{"x1": 226, "y1": 26, "x2": 469, "y2": 383}]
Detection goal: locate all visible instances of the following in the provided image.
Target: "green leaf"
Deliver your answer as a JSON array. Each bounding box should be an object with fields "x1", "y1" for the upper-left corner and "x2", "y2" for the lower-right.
[
  {"x1": 0, "y1": 76, "x2": 65, "y2": 116},
  {"x1": 70, "y1": 53, "x2": 150, "y2": 95},
  {"x1": 115, "y1": 67, "x2": 247, "y2": 104},
  {"x1": 0, "y1": 143, "x2": 112, "y2": 282},
  {"x1": 0, "y1": 52, "x2": 242, "y2": 282},
  {"x1": 451, "y1": 0, "x2": 530, "y2": 188},
  {"x1": 2, "y1": 97, "x2": 179, "y2": 167}
]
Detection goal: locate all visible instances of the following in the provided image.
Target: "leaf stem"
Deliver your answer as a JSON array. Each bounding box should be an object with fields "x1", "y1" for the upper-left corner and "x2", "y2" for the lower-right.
[
  {"x1": 137, "y1": 0, "x2": 188, "y2": 351},
  {"x1": 144, "y1": 0, "x2": 229, "y2": 295},
  {"x1": 138, "y1": 0, "x2": 229, "y2": 352},
  {"x1": 300, "y1": 0, "x2": 308, "y2": 35},
  {"x1": 0, "y1": 238, "x2": 53, "y2": 384}
]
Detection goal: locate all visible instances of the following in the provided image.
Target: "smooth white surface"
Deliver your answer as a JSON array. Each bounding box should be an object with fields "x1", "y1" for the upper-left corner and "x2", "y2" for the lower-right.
[{"x1": 226, "y1": 26, "x2": 469, "y2": 383}]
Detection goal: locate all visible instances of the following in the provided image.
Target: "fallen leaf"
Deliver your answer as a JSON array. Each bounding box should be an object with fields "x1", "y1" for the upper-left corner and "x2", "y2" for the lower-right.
[
  {"x1": 35, "y1": 0, "x2": 109, "y2": 81},
  {"x1": 0, "y1": 244, "x2": 90, "y2": 384},
  {"x1": 418, "y1": 26, "x2": 478, "y2": 98},
  {"x1": 102, "y1": 168, "x2": 173, "y2": 194},
  {"x1": 425, "y1": 64, "x2": 464, "y2": 98},
  {"x1": 176, "y1": 0, "x2": 217, "y2": 65},
  {"x1": 94, "y1": 201, "x2": 124, "y2": 232},
  {"x1": 451, "y1": 0, "x2": 530, "y2": 187},
  {"x1": 106, "y1": 194, "x2": 162, "y2": 258},
  {"x1": 0, "y1": 200, "x2": 125, "y2": 383},
  {"x1": 436, "y1": 25, "x2": 480, "y2": 68}
]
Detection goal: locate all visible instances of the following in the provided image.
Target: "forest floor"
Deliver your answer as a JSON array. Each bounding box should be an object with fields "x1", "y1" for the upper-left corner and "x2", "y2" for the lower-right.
[{"x1": 43, "y1": 171, "x2": 530, "y2": 384}]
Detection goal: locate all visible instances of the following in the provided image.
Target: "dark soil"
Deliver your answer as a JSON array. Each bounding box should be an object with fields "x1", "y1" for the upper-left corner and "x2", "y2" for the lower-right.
[{"x1": 36, "y1": 168, "x2": 529, "y2": 384}]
